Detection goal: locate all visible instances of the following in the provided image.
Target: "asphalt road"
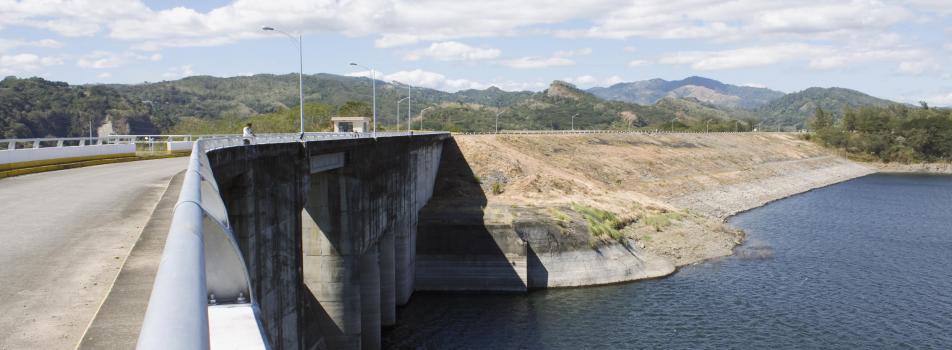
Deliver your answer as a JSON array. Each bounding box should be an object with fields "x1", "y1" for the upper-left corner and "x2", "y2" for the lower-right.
[{"x1": 0, "y1": 158, "x2": 187, "y2": 350}]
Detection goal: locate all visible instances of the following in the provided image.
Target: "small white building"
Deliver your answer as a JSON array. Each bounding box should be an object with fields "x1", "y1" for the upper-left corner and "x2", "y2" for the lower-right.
[{"x1": 332, "y1": 117, "x2": 370, "y2": 133}]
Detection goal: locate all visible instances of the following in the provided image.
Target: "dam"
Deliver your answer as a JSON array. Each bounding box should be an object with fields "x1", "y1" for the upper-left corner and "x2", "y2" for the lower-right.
[{"x1": 4, "y1": 131, "x2": 915, "y2": 350}]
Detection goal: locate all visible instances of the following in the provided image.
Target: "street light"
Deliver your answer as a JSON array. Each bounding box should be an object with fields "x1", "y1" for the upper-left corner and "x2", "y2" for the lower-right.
[
  {"x1": 262, "y1": 26, "x2": 305, "y2": 138},
  {"x1": 571, "y1": 113, "x2": 579, "y2": 131},
  {"x1": 350, "y1": 62, "x2": 377, "y2": 138},
  {"x1": 735, "y1": 120, "x2": 740, "y2": 132},
  {"x1": 705, "y1": 119, "x2": 712, "y2": 133},
  {"x1": 397, "y1": 97, "x2": 408, "y2": 130},
  {"x1": 419, "y1": 106, "x2": 434, "y2": 130},
  {"x1": 495, "y1": 111, "x2": 504, "y2": 134},
  {"x1": 671, "y1": 118, "x2": 678, "y2": 132}
]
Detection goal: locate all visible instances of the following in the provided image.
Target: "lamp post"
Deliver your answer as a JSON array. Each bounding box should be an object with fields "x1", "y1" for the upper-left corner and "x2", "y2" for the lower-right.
[
  {"x1": 420, "y1": 106, "x2": 434, "y2": 131},
  {"x1": 349, "y1": 62, "x2": 376, "y2": 138},
  {"x1": 571, "y1": 113, "x2": 579, "y2": 131},
  {"x1": 262, "y1": 26, "x2": 305, "y2": 137},
  {"x1": 397, "y1": 97, "x2": 408, "y2": 130},
  {"x1": 705, "y1": 119, "x2": 712, "y2": 133},
  {"x1": 495, "y1": 111, "x2": 504, "y2": 134},
  {"x1": 407, "y1": 84, "x2": 411, "y2": 134},
  {"x1": 735, "y1": 120, "x2": 740, "y2": 132},
  {"x1": 671, "y1": 118, "x2": 678, "y2": 132}
]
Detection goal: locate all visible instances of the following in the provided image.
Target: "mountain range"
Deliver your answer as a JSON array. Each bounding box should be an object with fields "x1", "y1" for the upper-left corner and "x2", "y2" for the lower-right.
[{"x1": 0, "y1": 73, "x2": 912, "y2": 138}]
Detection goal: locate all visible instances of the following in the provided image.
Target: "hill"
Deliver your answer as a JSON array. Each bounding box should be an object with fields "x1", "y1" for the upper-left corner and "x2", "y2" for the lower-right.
[
  {"x1": 755, "y1": 87, "x2": 900, "y2": 129},
  {"x1": 110, "y1": 73, "x2": 535, "y2": 128},
  {"x1": 0, "y1": 77, "x2": 158, "y2": 138},
  {"x1": 419, "y1": 81, "x2": 754, "y2": 132},
  {"x1": 588, "y1": 76, "x2": 785, "y2": 109}
]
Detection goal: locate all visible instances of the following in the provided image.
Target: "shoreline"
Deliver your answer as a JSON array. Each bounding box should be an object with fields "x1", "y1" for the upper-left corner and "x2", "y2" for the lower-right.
[{"x1": 426, "y1": 134, "x2": 952, "y2": 291}]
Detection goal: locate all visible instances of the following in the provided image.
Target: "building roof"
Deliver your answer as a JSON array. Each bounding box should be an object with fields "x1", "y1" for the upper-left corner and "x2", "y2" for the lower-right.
[{"x1": 331, "y1": 117, "x2": 369, "y2": 122}]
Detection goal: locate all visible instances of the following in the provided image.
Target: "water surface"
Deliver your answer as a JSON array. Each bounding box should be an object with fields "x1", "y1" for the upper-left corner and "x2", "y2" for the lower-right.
[{"x1": 385, "y1": 174, "x2": 952, "y2": 349}]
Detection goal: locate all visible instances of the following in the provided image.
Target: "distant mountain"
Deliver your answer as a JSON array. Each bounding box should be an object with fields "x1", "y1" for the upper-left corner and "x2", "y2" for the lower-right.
[
  {"x1": 755, "y1": 87, "x2": 900, "y2": 128},
  {"x1": 588, "y1": 76, "x2": 785, "y2": 109}
]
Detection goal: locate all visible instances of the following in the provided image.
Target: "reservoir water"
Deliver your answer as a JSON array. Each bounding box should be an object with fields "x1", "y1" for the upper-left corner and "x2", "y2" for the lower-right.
[{"x1": 383, "y1": 174, "x2": 952, "y2": 349}]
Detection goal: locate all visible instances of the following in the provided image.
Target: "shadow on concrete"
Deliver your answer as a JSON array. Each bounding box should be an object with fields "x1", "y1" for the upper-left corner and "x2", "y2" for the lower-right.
[{"x1": 415, "y1": 138, "x2": 533, "y2": 292}]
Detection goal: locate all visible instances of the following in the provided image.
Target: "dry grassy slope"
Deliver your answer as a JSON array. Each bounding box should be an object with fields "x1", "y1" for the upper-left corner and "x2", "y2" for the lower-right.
[{"x1": 452, "y1": 133, "x2": 871, "y2": 265}]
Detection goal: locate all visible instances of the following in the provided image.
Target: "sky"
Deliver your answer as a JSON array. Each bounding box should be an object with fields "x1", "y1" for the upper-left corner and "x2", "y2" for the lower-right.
[{"x1": 0, "y1": 0, "x2": 950, "y2": 105}]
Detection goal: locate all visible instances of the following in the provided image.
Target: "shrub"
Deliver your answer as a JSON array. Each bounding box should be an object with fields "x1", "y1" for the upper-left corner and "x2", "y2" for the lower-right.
[
  {"x1": 643, "y1": 211, "x2": 683, "y2": 232},
  {"x1": 571, "y1": 203, "x2": 625, "y2": 241},
  {"x1": 491, "y1": 181, "x2": 504, "y2": 195}
]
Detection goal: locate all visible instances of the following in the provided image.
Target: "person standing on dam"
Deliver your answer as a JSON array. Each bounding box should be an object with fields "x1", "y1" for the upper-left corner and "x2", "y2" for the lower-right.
[{"x1": 243, "y1": 122, "x2": 256, "y2": 145}]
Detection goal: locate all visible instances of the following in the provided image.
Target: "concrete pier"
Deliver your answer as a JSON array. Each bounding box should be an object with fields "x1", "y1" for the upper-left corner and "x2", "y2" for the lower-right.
[
  {"x1": 206, "y1": 134, "x2": 446, "y2": 350},
  {"x1": 359, "y1": 246, "x2": 380, "y2": 350},
  {"x1": 378, "y1": 232, "x2": 396, "y2": 327}
]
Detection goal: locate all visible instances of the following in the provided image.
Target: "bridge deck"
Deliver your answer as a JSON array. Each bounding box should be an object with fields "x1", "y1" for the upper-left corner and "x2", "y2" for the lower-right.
[{"x1": 0, "y1": 157, "x2": 186, "y2": 349}]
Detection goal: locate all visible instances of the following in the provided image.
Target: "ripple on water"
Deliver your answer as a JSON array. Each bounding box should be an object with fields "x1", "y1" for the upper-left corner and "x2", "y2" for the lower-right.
[{"x1": 383, "y1": 174, "x2": 952, "y2": 349}]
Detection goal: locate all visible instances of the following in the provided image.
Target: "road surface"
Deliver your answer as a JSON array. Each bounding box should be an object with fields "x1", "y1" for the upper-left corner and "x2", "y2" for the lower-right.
[{"x1": 0, "y1": 158, "x2": 187, "y2": 349}]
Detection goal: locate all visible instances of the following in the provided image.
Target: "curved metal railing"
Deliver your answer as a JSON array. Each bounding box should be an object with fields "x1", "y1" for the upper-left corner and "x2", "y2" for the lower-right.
[{"x1": 136, "y1": 131, "x2": 429, "y2": 350}]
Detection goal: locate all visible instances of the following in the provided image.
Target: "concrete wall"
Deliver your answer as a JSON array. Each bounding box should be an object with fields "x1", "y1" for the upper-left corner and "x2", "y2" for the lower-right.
[
  {"x1": 0, "y1": 143, "x2": 135, "y2": 165},
  {"x1": 166, "y1": 141, "x2": 193, "y2": 152},
  {"x1": 206, "y1": 134, "x2": 446, "y2": 350}
]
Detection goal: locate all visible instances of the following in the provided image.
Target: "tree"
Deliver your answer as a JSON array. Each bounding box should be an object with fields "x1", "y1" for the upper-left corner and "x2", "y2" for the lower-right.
[
  {"x1": 809, "y1": 107, "x2": 833, "y2": 131},
  {"x1": 338, "y1": 101, "x2": 371, "y2": 118}
]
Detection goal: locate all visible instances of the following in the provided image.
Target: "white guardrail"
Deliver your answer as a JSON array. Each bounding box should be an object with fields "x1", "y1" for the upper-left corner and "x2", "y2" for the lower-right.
[{"x1": 136, "y1": 132, "x2": 428, "y2": 350}]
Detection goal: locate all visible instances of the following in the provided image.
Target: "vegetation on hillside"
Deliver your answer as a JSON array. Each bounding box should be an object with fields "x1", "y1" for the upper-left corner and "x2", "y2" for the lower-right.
[
  {"x1": 0, "y1": 77, "x2": 158, "y2": 138},
  {"x1": 758, "y1": 87, "x2": 899, "y2": 129},
  {"x1": 807, "y1": 104, "x2": 952, "y2": 162}
]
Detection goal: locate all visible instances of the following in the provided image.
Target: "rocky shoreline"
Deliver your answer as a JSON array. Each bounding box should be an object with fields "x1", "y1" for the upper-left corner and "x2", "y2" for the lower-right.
[{"x1": 421, "y1": 134, "x2": 952, "y2": 290}]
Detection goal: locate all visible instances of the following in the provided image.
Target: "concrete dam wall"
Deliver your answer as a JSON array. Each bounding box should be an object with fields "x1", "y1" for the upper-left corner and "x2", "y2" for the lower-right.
[{"x1": 205, "y1": 134, "x2": 445, "y2": 350}]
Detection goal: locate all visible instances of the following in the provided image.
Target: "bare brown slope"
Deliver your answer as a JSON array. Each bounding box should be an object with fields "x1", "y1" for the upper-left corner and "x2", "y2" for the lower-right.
[{"x1": 450, "y1": 133, "x2": 872, "y2": 266}]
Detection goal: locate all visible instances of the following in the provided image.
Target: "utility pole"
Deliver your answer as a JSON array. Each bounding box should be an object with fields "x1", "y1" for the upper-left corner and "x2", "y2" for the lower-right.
[
  {"x1": 350, "y1": 62, "x2": 376, "y2": 137},
  {"x1": 572, "y1": 113, "x2": 578, "y2": 131},
  {"x1": 262, "y1": 27, "x2": 305, "y2": 137},
  {"x1": 495, "y1": 111, "x2": 504, "y2": 134}
]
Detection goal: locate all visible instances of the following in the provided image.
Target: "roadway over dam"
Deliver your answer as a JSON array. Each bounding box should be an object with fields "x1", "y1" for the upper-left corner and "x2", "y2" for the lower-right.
[{"x1": 0, "y1": 157, "x2": 187, "y2": 349}]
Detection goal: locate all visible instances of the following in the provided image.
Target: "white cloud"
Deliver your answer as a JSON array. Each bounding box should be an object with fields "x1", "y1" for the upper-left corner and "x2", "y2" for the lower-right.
[
  {"x1": 163, "y1": 64, "x2": 195, "y2": 79},
  {"x1": 896, "y1": 59, "x2": 941, "y2": 75},
  {"x1": 0, "y1": 53, "x2": 64, "y2": 74},
  {"x1": 923, "y1": 92, "x2": 952, "y2": 107},
  {"x1": 742, "y1": 82, "x2": 768, "y2": 89},
  {"x1": 347, "y1": 69, "x2": 484, "y2": 92},
  {"x1": 0, "y1": 38, "x2": 63, "y2": 53},
  {"x1": 658, "y1": 43, "x2": 936, "y2": 73},
  {"x1": 563, "y1": 75, "x2": 624, "y2": 88},
  {"x1": 623, "y1": 46, "x2": 637, "y2": 53},
  {"x1": 385, "y1": 69, "x2": 485, "y2": 92},
  {"x1": 628, "y1": 59, "x2": 648, "y2": 67},
  {"x1": 97, "y1": 72, "x2": 112, "y2": 78},
  {"x1": 76, "y1": 50, "x2": 162, "y2": 69},
  {"x1": 502, "y1": 56, "x2": 574, "y2": 69},
  {"x1": 402, "y1": 41, "x2": 500, "y2": 61},
  {"x1": 553, "y1": 48, "x2": 592, "y2": 57}
]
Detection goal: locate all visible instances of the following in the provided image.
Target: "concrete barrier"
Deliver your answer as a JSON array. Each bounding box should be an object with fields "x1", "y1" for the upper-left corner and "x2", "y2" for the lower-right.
[
  {"x1": 0, "y1": 144, "x2": 136, "y2": 166},
  {"x1": 166, "y1": 141, "x2": 194, "y2": 152}
]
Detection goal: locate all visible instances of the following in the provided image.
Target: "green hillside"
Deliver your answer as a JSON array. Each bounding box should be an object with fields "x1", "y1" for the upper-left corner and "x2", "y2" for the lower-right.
[
  {"x1": 0, "y1": 76, "x2": 158, "y2": 138},
  {"x1": 757, "y1": 87, "x2": 900, "y2": 129}
]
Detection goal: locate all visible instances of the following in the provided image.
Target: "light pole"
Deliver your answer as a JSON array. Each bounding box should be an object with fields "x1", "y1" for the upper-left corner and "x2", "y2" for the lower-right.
[
  {"x1": 420, "y1": 106, "x2": 434, "y2": 131},
  {"x1": 407, "y1": 84, "x2": 411, "y2": 134},
  {"x1": 705, "y1": 119, "x2": 712, "y2": 133},
  {"x1": 571, "y1": 113, "x2": 579, "y2": 131},
  {"x1": 397, "y1": 97, "x2": 408, "y2": 130},
  {"x1": 735, "y1": 120, "x2": 740, "y2": 132},
  {"x1": 349, "y1": 62, "x2": 376, "y2": 138},
  {"x1": 671, "y1": 118, "x2": 678, "y2": 132},
  {"x1": 495, "y1": 111, "x2": 504, "y2": 134},
  {"x1": 262, "y1": 26, "x2": 305, "y2": 137}
]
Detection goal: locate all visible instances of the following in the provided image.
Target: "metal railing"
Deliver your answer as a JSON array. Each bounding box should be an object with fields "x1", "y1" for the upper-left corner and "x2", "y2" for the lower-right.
[{"x1": 137, "y1": 131, "x2": 438, "y2": 350}]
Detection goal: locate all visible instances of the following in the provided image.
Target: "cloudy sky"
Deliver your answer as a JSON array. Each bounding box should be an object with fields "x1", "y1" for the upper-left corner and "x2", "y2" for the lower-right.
[{"x1": 1, "y1": 0, "x2": 950, "y2": 105}]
